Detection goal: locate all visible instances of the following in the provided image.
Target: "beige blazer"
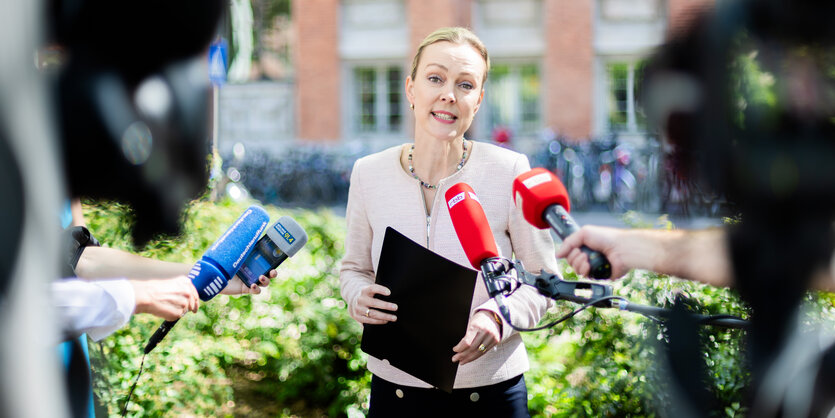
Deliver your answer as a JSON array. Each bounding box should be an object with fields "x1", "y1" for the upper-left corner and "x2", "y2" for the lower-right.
[{"x1": 340, "y1": 141, "x2": 559, "y2": 389}]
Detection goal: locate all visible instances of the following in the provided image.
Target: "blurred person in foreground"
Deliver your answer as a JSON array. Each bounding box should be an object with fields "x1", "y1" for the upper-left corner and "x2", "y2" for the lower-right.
[
  {"x1": 556, "y1": 0, "x2": 835, "y2": 415},
  {"x1": 339, "y1": 27, "x2": 557, "y2": 417},
  {"x1": 34, "y1": 43, "x2": 275, "y2": 340},
  {"x1": 556, "y1": 1, "x2": 835, "y2": 294},
  {"x1": 0, "y1": 0, "x2": 260, "y2": 415}
]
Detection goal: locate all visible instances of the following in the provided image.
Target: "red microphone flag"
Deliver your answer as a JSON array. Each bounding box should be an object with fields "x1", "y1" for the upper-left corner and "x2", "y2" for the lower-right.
[
  {"x1": 445, "y1": 183, "x2": 499, "y2": 270},
  {"x1": 512, "y1": 168, "x2": 571, "y2": 229}
]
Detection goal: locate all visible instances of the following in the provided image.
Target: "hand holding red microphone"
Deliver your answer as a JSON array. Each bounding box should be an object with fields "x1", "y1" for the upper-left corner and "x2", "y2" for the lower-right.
[{"x1": 513, "y1": 168, "x2": 612, "y2": 279}]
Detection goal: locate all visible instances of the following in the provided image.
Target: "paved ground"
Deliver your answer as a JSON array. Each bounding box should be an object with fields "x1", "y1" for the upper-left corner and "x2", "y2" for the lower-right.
[{"x1": 572, "y1": 210, "x2": 723, "y2": 229}]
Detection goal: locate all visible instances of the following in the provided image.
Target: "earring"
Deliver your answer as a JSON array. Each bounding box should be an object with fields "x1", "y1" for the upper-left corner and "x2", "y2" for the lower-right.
[{"x1": 410, "y1": 103, "x2": 414, "y2": 110}]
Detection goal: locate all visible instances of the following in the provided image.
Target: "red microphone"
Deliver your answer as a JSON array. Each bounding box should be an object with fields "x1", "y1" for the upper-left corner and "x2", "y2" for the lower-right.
[
  {"x1": 513, "y1": 168, "x2": 612, "y2": 279},
  {"x1": 445, "y1": 183, "x2": 498, "y2": 269},
  {"x1": 445, "y1": 183, "x2": 511, "y2": 317}
]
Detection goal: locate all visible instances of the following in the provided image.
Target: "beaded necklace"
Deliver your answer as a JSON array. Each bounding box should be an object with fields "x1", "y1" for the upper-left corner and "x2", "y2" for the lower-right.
[{"x1": 407, "y1": 140, "x2": 469, "y2": 190}]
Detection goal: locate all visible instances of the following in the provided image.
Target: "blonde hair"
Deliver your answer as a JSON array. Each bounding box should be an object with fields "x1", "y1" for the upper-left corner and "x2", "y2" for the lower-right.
[{"x1": 410, "y1": 27, "x2": 490, "y2": 86}]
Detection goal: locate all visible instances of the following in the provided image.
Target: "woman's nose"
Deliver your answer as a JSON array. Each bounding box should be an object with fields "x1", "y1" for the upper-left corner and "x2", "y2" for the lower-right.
[{"x1": 440, "y1": 87, "x2": 456, "y2": 103}]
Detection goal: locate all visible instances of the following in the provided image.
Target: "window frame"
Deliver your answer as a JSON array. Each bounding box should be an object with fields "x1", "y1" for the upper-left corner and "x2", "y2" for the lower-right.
[
  {"x1": 480, "y1": 59, "x2": 543, "y2": 139},
  {"x1": 596, "y1": 55, "x2": 649, "y2": 135},
  {"x1": 343, "y1": 61, "x2": 406, "y2": 140}
]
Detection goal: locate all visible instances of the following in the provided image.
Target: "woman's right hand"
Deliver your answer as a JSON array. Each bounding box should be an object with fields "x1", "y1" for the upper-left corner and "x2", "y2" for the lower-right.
[{"x1": 351, "y1": 284, "x2": 398, "y2": 324}]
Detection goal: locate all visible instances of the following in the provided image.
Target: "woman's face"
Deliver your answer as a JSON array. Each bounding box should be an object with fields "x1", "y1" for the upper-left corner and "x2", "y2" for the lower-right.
[{"x1": 406, "y1": 41, "x2": 486, "y2": 143}]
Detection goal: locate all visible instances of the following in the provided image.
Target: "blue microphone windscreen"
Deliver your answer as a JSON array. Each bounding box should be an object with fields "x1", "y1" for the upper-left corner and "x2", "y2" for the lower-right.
[
  {"x1": 203, "y1": 205, "x2": 270, "y2": 280},
  {"x1": 190, "y1": 259, "x2": 228, "y2": 301}
]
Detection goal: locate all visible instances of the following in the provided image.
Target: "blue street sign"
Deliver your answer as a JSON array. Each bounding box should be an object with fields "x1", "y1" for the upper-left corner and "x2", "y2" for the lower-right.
[{"x1": 208, "y1": 38, "x2": 228, "y2": 86}]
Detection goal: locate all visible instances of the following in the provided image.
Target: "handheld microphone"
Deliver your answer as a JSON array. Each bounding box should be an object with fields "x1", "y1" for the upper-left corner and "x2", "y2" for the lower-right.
[
  {"x1": 237, "y1": 216, "x2": 308, "y2": 287},
  {"x1": 513, "y1": 168, "x2": 612, "y2": 279},
  {"x1": 144, "y1": 205, "x2": 270, "y2": 354},
  {"x1": 445, "y1": 183, "x2": 511, "y2": 321}
]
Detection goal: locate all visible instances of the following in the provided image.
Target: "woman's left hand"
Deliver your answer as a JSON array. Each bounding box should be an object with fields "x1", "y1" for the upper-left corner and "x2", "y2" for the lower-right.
[
  {"x1": 451, "y1": 310, "x2": 501, "y2": 365},
  {"x1": 222, "y1": 269, "x2": 278, "y2": 295}
]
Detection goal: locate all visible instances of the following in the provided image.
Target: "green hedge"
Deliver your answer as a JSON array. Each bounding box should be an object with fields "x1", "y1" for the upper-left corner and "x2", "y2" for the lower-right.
[
  {"x1": 523, "y1": 267, "x2": 750, "y2": 417},
  {"x1": 83, "y1": 200, "x2": 835, "y2": 417},
  {"x1": 86, "y1": 199, "x2": 366, "y2": 417}
]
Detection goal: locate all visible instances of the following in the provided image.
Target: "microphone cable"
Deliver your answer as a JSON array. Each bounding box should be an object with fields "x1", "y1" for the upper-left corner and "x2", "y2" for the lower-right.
[
  {"x1": 496, "y1": 294, "x2": 746, "y2": 332},
  {"x1": 120, "y1": 352, "x2": 147, "y2": 417},
  {"x1": 498, "y1": 295, "x2": 632, "y2": 332}
]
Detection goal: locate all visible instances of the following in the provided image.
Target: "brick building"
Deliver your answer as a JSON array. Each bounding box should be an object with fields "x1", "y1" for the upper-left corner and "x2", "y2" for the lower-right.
[{"x1": 289, "y1": 0, "x2": 712, "y2": 152}]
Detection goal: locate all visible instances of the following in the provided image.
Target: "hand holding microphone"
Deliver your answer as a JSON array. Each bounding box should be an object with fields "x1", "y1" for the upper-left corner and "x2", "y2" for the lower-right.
[
  {"x1": 131, "y1": 276, "x2": 200, "y2": 321},
  {"x1": 144, "y1": 208, "x2": 309, "y2": 354},
  {"x1": 445, "y1": 183, "x2": 504, "y2": 365},
  {"x1": 555, "y1": 225, "x2": 635, "y2": 280},
  {"x1": 220, "y1": 269, "x2": 277, "y2": 296},
  {"x1": 513, "y1": 168, "x2": 613, "y2": 279},
  {"x1": 235, "y1": 215, "x2": 308, "y2": 288},
  {"x1": 220, "y1": 215, "x2": 310, "y2": 296},
  {"x1": 144, "y1": 205, "x2": 270, "y2": 353}
]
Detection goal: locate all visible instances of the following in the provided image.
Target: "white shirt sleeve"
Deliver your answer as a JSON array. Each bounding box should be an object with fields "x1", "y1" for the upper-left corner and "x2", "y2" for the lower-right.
[{"x1": 52, "y1": 278, "x2": 136, "y2": 341}]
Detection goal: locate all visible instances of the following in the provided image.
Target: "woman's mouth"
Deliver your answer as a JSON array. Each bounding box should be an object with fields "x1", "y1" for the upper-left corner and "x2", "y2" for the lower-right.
[{"x1": 431, "y1": 111, "x2": 457, "y2": 124}]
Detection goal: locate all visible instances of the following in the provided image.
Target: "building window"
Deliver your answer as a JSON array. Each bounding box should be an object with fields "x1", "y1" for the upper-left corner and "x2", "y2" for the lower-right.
[
  {"x1": 485, "y1": 62, "x2": 541, "y2": 135},
  {"x1": 352, "y1": 65, "x2": 403, "y2": 135},
  {"x1": 606, "y1": 60, "x2": 646, "y2": 132},
  {"x1": 599, "y1": 0, "x2": 660, "y2": 22}
]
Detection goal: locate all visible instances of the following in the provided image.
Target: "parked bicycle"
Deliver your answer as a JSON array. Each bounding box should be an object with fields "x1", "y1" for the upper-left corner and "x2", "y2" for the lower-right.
[
  {"x1": 531, "y1": 132, "x2": 721, "y2": 217},
  {"x1": 219, "y1": 142, "x2": 369, "y2": 208}
]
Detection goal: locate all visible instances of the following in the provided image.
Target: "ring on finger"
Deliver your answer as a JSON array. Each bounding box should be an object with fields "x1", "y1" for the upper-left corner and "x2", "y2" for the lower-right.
[
  {"x1": 365, "y1": 308, "x2": 371, "y2": 317},
  {"x1": 478, "y1": 343, "x2": 487, "y2": 352}
]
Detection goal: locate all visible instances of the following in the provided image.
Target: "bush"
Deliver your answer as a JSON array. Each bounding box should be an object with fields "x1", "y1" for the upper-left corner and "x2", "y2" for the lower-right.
[
  {"x1": 523, "y1": 267, "x2": 751, "y2": 417},
  {"x1": 83, "y1": 202, "x2": 835, "y2": 417},
  {"x1": 85, "y1": 199, "x2": 367, "y2": 417},
  {"x1": 522, "y1": 214, "x2": 835, "y2": 417}
]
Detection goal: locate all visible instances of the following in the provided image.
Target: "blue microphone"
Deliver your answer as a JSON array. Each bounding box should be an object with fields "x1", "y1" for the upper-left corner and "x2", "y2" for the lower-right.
[
  {"x1": 237, "y1": 216, "x2": 309, "y2": 287},
  {"x1": 190, "y1": 206, "x2": 270, "y2": 300},
  {"x1": 144, "y1": 205, "x2": 269, "y2": 353}
]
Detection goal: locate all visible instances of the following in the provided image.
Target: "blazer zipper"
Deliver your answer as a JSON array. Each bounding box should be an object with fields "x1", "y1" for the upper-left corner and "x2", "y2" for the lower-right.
[{"x1": 420, "y1": 186, "x2": 431, "y2": 249}]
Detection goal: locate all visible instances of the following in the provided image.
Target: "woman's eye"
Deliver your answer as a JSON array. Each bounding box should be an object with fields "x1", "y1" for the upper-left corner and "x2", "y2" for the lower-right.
[
  {"x1": 459, "y1": 82, "x2": 474, "y2": 90},
  {"x1": 428, "y1": 75, "x2": 442, "y2": 83}
]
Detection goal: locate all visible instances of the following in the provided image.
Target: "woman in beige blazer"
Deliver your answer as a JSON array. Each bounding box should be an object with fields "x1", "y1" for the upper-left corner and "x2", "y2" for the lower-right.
[{"x1": 340, "y1": 27, "x2": 559, "y2": 417}]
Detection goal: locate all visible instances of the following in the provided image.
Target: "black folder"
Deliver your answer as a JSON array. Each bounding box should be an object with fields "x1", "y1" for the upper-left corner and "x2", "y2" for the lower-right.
[{"x1": 360, "y1": 227, "x2": 478, "y2": 393}]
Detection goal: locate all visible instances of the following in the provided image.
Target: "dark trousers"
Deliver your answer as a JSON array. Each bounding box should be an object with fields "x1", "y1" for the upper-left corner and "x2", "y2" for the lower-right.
[{"x1": 368, "y1": 374, "x2": 530, "y2": 418}]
